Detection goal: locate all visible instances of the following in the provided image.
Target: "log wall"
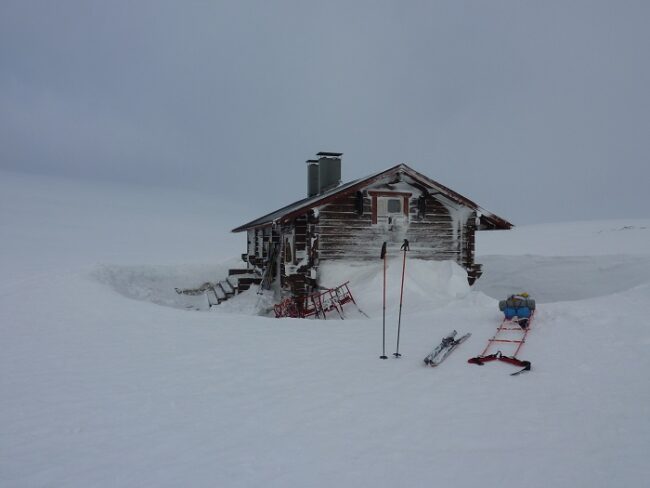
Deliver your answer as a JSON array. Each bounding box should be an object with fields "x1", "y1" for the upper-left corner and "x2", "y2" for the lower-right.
[{"x1": 315, "y1": 191, "x2": 475, "y2": 266}]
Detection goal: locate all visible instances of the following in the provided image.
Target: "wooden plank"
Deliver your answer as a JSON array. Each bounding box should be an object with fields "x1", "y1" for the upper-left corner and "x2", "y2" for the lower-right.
[
  {"x1": 319, "y1": 237, "x2": 457, "y2": 246},
  {"x1": 316, "y1": 231, "x2": 454, "y2": 240},
  {"x1": 319, "y1": 211, "x2": 373, "y2": 218},
  {"x1": 318, "y1": 241, "x2": 457, "y2": 250},
  {"x1": 318, "y1": 213, "x2": 452, "y2": 221},
  {"x1": 319, "y1": 203, "x2": 363, "y2": 213},
  {"x1": 318, "y1": 253, "x2": 461, "y2": 261},
  {"x1": 319, "y1": 246, "x2": 457, "y2": 254},
  {"x1": 228, "y1": 268, "x2": 254, "y2": 276},
  {"x1": 319, "y1": 254, "x2": 460, "y2": 261},
  {"x1": 315, "y1": 223, "x2": 454, "y2": 232}
]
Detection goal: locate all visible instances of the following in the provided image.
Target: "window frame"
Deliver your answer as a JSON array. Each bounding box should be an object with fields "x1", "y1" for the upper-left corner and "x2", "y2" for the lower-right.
[{"x1": 368, "y1": 191, "x2": 411, "y2": 225}]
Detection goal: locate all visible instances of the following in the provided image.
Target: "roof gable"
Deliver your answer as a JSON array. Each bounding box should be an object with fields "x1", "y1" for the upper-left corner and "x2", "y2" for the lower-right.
[{"x1": 232, "y1": 164, "x2": 512, "y2": 232}]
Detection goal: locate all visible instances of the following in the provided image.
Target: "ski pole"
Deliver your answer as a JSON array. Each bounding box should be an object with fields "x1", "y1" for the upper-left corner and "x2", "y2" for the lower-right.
[
  {"x1": 394, "y1": 239, "x2": 409, "y2": 358},
  {"x1": 380, "y1": 242, "x2": 388, "y2": 359}
]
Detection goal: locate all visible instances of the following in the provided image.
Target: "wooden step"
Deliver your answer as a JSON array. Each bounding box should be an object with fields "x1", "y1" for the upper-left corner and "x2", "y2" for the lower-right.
[
  {"x1": 226, "y1": 276, "x2": 239, "y2": 292},
  {"x1": 206, "y1": 288, "x2": 220, "y2": 307},
  {"x1": 218, "y1": 281, "x2": 235, "y2": 297},
  {"x1": 237, "y1": 277, "x2": 262, "y2": 286},
  {"x1": 237, "y1": 277, "x2": 262, "y2": 292},
  {"x1": 213, "y1": 285, "x2": 226, "y2": 301},
  {"x1": 228, "y1": 268, "x2": 254, "y2": 276}
]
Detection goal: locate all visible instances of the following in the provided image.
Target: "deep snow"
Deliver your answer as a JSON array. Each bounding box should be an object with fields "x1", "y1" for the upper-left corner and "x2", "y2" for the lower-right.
[{"x1": 1, "y1": 170, "x2": 649, "y2": 487}]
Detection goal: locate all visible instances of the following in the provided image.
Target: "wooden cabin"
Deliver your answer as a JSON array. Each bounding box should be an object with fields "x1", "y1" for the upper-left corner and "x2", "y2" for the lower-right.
[{"x1": 231, "y1": 152, "x2": 512, "y2": 298}]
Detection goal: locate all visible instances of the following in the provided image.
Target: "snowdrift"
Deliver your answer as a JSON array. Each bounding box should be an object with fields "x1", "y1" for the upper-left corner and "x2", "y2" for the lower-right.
[
  {"x1": 92, "y1": 262, "x2": 234, "y2": 310},
  {"x1": 475, "y1": 254, "x2": 650, "y2": 303},
  {"x1": 89, "y1": 257, "x2": 480, "y2": 317},
  {"x1": 477, "y1": 219, "x2": 650, "y2": 256},
  {"x1": 318, "y1": 258, "x2": 477, "y2": 316},
  {"x1": 476, "y1": 219, "x2": 650, "y2": 302}
]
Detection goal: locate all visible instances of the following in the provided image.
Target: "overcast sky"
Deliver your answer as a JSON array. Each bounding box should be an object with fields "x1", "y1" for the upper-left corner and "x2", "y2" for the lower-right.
[{"x1": 1, "y1": 1, "x2": 648, "y2": 225}]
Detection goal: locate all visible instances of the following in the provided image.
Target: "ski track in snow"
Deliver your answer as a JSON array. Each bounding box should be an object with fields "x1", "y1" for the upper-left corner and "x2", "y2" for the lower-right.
[{"x1": 1, "y1": 170, "x2": 649, "y2": 488}]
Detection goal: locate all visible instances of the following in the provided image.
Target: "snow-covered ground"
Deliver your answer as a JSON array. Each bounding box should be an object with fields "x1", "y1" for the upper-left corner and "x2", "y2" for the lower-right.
[
  {"x1": 1, "y1": 170, "x2": 649, "y2": 487},
  {"x1": 475, "y1": 221, "x2": 650, "y2": 303}
]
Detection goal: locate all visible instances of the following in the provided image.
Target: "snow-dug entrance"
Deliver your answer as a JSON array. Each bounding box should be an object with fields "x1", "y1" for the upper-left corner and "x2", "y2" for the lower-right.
[
  {"x1": 92, "y1": 264, "x2": 230, "y2": 311},
  {"x1": 474, "y1": 255, "x2": 650, "y2": 303},
  {"x1": 91, "y1": 255, "x2": 650, "y2": 313},
  {"x1": 92, "y1": 259, "x2": 480, "y2": 316}
]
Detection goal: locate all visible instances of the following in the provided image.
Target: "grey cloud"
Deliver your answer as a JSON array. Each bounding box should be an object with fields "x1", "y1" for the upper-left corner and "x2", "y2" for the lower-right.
[{"x1": 1, "y1": 0, "x2": 649, "y2": 224}]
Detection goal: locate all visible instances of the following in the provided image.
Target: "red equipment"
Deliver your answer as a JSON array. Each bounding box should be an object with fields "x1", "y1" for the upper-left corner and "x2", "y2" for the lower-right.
[
  {"x1": 273, "y1": 281, "x2": 359, "y2": 319},
  {"x1": 468, "y1": 312, "x2": 535, "y2": 375}
]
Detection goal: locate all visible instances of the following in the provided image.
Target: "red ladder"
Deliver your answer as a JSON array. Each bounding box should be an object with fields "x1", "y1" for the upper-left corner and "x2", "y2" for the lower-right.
[{"x1": 468, "y1": 311, "x2": 535, "y2": 375}]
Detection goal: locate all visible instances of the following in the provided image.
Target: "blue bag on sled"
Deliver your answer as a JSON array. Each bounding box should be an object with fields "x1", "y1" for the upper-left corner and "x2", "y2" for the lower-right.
[{"x1": 499, "y1": 294, "x2": 535, "y2": 321}]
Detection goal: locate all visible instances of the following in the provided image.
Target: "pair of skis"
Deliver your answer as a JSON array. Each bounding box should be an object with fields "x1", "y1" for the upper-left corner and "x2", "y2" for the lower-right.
[
  {"x1": 423, "y1": 330, "x2": 471, "y2": 367},
  {"x1": 380, "y1": 239, "x2": 409, "y2": 359}
]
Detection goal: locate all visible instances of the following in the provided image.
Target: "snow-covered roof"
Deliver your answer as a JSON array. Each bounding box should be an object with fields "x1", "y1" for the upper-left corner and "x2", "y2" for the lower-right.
[{"x1": 232, "y1": 164, "x2": 512, "y2": 232}]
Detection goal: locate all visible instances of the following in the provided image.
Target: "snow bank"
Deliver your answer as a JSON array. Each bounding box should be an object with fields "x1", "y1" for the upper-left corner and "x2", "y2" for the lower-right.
[
  {"x1": 475, "y1": 219, "x2": 650, "y2": 302},
  {"x1": 92, "y1": 262, "x2": 235, "y2": 310},
  {"x1": 477, "y1": 219, "x2": 650, "y2": 256},
  {"x1": 475, "y1": 254, "x2": 650, "y2": 303},
  {"x1": 318, "y1": 258, "x2": 473, "y2": 316},
  {"x1": 90, "y1": 257, "x2": 477, "y2": 317},
  {"x1": 211, "y1": 288, "x2": 277, "y2": 316}
]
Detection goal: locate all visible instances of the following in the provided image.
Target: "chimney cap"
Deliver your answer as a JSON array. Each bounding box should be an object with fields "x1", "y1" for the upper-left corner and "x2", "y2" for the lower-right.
[
  {"x1": 317, "y1": 151, "x2": 343, "y2": 157},
  {"x1": 305, "y1": 159, "x2": 319, "y2": 164}
]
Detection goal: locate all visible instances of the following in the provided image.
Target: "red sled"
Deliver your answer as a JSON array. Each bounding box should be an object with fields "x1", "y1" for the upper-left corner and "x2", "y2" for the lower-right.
[{"x1": 468, "y1": 312, "x2": 535, "y2": 376}]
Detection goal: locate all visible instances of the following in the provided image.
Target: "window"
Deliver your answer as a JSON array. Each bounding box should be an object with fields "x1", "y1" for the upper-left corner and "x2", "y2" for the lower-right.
[
  {"x1": 369, "y1": 191, "x2": 411, "y2": 225},
  {"x1": 386, "y1": 198, "x2": 402, "y2": 214},
  {"x1": 377, "y1": 197, "x2": 403, "y2": 217}
]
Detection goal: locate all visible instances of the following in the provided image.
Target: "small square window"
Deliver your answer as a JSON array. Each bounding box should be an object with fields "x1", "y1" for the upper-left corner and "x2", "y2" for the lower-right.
[
  {"x1": 372, "y1": 193, "x2": 410, "y2": 225},
  {"x1": 386, "y1": 199, "x2": 401, "y2": 214}
]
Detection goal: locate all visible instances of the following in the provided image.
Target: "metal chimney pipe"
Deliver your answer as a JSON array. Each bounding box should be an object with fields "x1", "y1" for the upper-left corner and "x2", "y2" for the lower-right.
[
  {"x1": 306, "y1": 160, "x2": 319, "y2": 197},
  {"x1": 316, "y1": 151, "x2": 342, "y2": 194}
]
